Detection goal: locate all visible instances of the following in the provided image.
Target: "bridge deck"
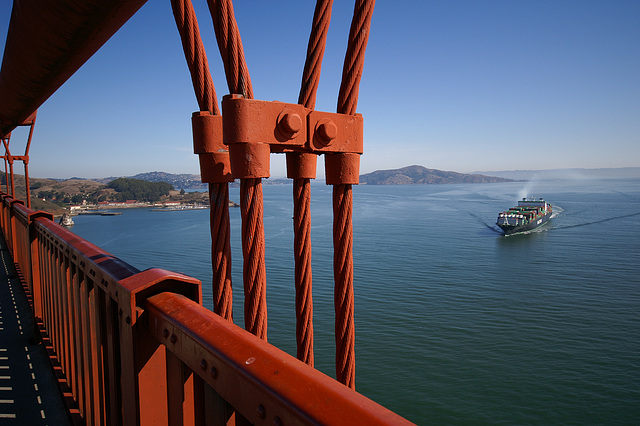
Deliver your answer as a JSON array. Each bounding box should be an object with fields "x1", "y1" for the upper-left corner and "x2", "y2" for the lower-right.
[{"x1": 0, "y1": 235, "x2": 70, "y2": 425}]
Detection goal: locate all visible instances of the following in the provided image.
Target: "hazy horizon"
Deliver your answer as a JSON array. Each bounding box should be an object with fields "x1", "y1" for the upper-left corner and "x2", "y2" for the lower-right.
[{"x1": 22, "y1": 165, "x2": 640, "y2": 182}]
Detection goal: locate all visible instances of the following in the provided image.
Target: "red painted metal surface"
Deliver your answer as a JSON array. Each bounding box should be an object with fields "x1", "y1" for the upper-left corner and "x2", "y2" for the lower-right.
[
  {"x1": 240, "y1": 177, "x2": 269, "y2": 340},
  {"x1": 1, "y1": 112, "x2": 37, "y2": 207},
  {"x1": 0, "y1": 194, "x2": 210, "y2": 424},
  {"x1": 192, "y1": 112, "x2": 232, "y2": 182},
  {"x1": 207, "y1": 0, "x2": 270, "y2": 345},
  {"x1": 292, "y1": 175, "x2": 314, "y2": 365},
  {"x1": 0, "y1": 0, "x2": 147, "y2": 137},
  {"x1": 7, "y1": 200, "x2": 52, "y2": 317},
  {"x1": 221, "y1": 96, "x2": 363, "y2": 155},
  {"x1": 330, "y1": 0, "x2": 375, "y2": 388},
  {"x1": 208, "y1": 181, "x2": 234, "y2": 321},
  {"x1": 171, "y1": 0, "x2": 235, "y2": 326},
  {"x1": 207, "y1": 0, "x2": 254, "y2": 100},
  {"x1": 144, "y1": 291, "x2": 415, "y2": 426},
  {"x1": 171, "y1": 0, "x2": 220, "y2": 116},
  {"x1": 288, "y1": 0, "x2": 335, "y2": 365}
]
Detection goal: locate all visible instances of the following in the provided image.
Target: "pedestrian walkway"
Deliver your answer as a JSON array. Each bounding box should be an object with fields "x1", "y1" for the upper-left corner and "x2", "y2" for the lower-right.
[{"x1": 0, "y1": 235, "x2": 70, "y2": 425}]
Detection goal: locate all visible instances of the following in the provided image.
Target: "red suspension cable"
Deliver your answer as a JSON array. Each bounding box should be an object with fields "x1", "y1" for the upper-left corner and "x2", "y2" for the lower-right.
[
  {"x1": 171, "y1": 0, "x2": 233, "y2": 320},
  {"x1": 293, "y1": 176, "x2": 314, "y2": 364},
  {"x1": 208, "y1": 0, "x2": 267, "y2": 339},
  {"x1": 209, "y1": 182, "x2": 233, "y2": 320},
  {"x1": 299, "y1": 0, "x2": 334, "y2": 109},
  {"x1": 171, "y1": 0, "x2": 220, "y2": 115},
  {"x1": 240, "y1": 178, "x2": 268, "y2": 340},
  {"x1": 332, "y1": 0, "x2": 375, "y2": 389},
  {"x1": 337, "y1": 0, "x2": 375, "y2": 116},
  {"x1": 332, "y1": 185, "x2": 355, "y2": 387},
  {"x1": 289, "y1": 0, "x2": 335, "y2": 367},
  {"x1": 206, "y1": 0, "x2": 254, "y2": 99}
]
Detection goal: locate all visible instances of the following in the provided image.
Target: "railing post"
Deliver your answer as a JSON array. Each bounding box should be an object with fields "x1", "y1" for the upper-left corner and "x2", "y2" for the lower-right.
[
  {"x1": 116, "y1": 268, "x2": 201, "y2": 425},
  {"x1": 0, "y1": 193, "x2": 6, "y2": 233},
  {"x1": 5, "y1": 197, "x2": 24, "y2": 254},
  {"x1": 29, "y1": 213, "x2": 53, "y2": 319}
]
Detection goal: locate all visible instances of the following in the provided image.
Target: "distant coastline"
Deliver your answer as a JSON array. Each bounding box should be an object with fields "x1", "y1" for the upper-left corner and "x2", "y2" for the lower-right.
[{"x1": 36, "y1": 166, "x2": 640, "y2": 189}]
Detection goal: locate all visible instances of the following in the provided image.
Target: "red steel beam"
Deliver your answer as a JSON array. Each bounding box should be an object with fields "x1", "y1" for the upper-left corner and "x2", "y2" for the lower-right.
[
  {"x1": 0, "y1": 0, "x2": 148, "y2": 137},
  {"x1": 144, "y1": 291, "x2": 415, "y2": 425}
]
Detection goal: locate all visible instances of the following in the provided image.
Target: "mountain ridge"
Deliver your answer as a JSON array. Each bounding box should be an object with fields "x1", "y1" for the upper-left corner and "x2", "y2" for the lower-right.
[
  {"x1": 39, "y1": 166, "x2": 639, "y2": 188},
  {"x1": 359, "y1": 165, "x2": 513, "y2": 185}
]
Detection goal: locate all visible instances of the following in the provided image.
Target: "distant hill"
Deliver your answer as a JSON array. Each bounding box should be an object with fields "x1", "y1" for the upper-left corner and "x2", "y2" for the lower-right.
[
  {"x1": 359, "y1": 165, "x2": 513, "y2": 185},
  {"x1": 92, "y1": 172, "x2": 204, "y2": 189},
  {"x1": 1, "y1": 175, "x2": 106, "y2": 215},
  {"x1": 129, "y1": 172, "x2": 205, "y2": 189},
  {"x1": 3, "y1": 173, "x2": 210, "y2": 216},
  {"x1": 114, "y1": 172, "x2": 289, "y2": 188}
]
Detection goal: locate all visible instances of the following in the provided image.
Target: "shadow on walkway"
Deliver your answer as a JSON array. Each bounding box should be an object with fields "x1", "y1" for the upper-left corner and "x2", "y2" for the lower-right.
[{"x1": 0, "y1": 235, "x2": 71, "y2": 424}]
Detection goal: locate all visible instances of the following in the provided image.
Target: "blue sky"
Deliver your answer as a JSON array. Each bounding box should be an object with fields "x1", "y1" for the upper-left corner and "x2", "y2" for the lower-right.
[{"x1": 1, "y1": 0, "x2": 639, "y2": 179}]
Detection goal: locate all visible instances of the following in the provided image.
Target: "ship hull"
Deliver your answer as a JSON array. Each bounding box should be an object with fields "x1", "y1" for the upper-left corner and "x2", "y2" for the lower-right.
[{"x1": 498, "y1": 211, "x2": 551, "y2": 235}]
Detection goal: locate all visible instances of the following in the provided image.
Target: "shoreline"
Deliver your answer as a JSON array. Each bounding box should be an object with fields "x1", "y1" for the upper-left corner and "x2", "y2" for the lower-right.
[{"x1": 68, "y1": 200, "x2": 239, "y2": 216}]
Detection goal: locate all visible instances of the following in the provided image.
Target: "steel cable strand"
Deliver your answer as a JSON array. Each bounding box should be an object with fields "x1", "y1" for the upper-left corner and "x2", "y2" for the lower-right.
[
  {"x1": 210, "y1": 183, "x2": 233, "y2": 320},
  {"x1": 240, "y1": 178, "x2": 267, "y2": 340},
  {"x1": 206, "y1": 0, "x2": 253, "y2": 98},
  {"x1": 331, "y1": 0, "x2": 374, "y2": 389},
  {"x1": 289, "y1": 0, "x2": 334, "y2": 367},
  {"x1": 333, "y1": 184, "x2": 355, "y2": 388},
  {"x1": 293, "y1": 178, "x2": 313, "y2": 365},
  {"x1": 171, "y1": 0, "x2": 219, "y2": 115},
  {"x1": 299, "y1": 0, "x2": 333, "y2": 108},
  {"x1": 337, "y1": 0, "x2": 375, "y2": 115},
  {"x1": 171, "y1": 0, "x2": 234, "y2": 322},
  {"x1": 208, "y1": 0, "x2": 268, "y2": 340}
]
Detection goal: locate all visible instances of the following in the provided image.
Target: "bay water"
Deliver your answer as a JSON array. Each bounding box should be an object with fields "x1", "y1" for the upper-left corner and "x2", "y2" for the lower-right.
[{"x1": 70, "y1": 178, "x2": 640, "y2": 425}]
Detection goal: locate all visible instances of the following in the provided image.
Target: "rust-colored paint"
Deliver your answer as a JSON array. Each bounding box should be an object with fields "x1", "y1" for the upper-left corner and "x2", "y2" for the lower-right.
[
  {"x1": 221, "y1": 94, "x2": 363, "y2": 184},
  {"x1": 0, "y1": 113, "x2": 36, "y2": 206},
  {"x1": 229, "y1": 143, "x2": 272, "y2": 180},
  {"x1": 286, "y1": 152, "x2": 317, "y2": 180},
  {"x1": 144, "y1": 291, "x2": 415, "y2": 425},
  {"x1": 192, "y1": 111, "x2": 233, "y2": 183},
  {"x1": 325, "y1": 152, "x2": 361, "y2": 185},
  {"x1": 0, "y1": 199, "x2": 214, "y2": 425},
  {"x1": 0, "y1": 0, "x2": 148, "y2": 137},
  {"x1": 221, "y1": 95, "x2": 363, "y2": 155}
]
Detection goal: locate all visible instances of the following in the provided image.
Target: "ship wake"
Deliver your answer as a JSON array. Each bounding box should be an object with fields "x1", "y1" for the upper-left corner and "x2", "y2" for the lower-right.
[
  {"x1": 463, "y1": 209, "x2": 503, "y2": 235},
  {"x1": 551, "y1": 211, "x2": 640, "y2": 231}
]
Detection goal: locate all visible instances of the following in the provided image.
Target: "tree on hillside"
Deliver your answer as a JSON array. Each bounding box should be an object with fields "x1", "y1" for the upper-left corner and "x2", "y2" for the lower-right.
[{"x1": 107, "y1": 178, "x2": 173, "y2": 202}]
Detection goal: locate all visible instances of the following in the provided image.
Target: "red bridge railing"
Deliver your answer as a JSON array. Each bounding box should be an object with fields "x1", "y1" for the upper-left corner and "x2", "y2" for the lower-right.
[{"x1": 0, "y1": 192, "x2": 412, "y2": 425}]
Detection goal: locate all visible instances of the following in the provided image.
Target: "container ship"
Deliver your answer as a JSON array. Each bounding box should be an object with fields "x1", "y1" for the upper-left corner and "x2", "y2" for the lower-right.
[{"x1": 496, "y1": 198, "x2": 552, "y2": 235}]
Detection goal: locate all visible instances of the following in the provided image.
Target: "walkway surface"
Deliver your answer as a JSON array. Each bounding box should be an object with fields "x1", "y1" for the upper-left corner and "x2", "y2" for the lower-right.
[{"x1": 0, "y1": 235, "x2": 71, "y2": 425}]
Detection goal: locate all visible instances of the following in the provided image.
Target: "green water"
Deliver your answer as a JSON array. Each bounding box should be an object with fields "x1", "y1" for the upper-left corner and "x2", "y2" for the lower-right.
[{"x1": 71, "y1": 178, "x2": 640, "y2": 425}]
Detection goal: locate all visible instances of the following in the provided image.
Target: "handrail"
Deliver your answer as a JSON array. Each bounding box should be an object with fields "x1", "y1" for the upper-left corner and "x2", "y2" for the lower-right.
[
  {"x1": 29, "y1": 213, "x2": 202, "y2": 425},
  {"x1": 0, "y1": 193, "x2": 415, "y2": 424},
  {"x1": 143, "y1": 291, "x2": 413, "y2": 425}
]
